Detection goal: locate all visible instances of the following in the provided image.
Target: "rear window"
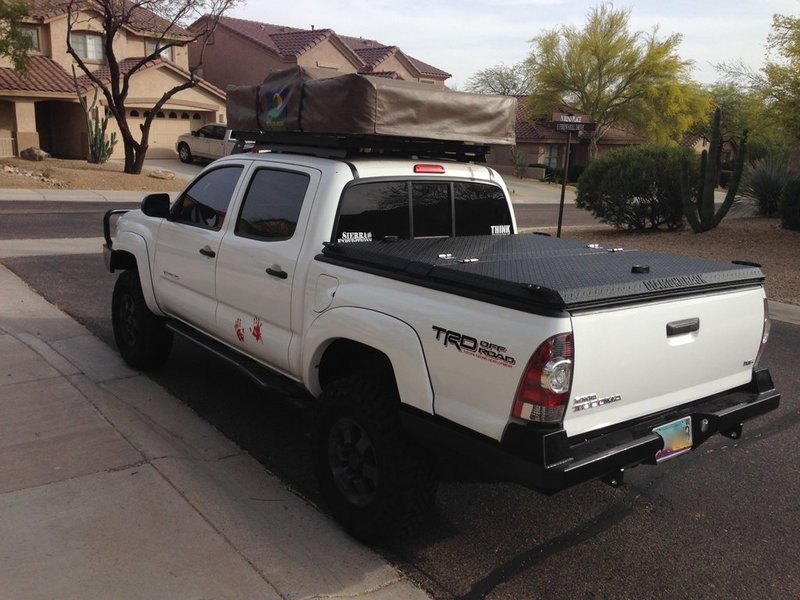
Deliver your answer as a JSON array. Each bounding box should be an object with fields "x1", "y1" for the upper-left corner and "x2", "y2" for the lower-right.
[{"x1": 334, "y1": 180, "x2": 512, "y2": 242}]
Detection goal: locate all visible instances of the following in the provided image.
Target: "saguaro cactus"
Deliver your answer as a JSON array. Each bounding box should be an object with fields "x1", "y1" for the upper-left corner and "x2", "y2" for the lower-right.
[
  {"x1": 72, "y1": 66, "x2": 117, "y2": 164},
  {"x1": 682, "y1": 108, "x2": 747, "y2": 232}
]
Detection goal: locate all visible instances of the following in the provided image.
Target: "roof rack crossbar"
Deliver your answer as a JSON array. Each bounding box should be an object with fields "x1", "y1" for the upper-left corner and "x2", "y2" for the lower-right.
[{"x1": 231, "y1": 131, "x2": 489, "y2": 162}]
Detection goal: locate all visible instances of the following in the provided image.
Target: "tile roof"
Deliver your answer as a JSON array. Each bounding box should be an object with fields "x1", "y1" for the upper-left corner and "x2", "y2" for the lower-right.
[
  {"x1": 352, "y1": 45, "x2": 397, "y2": 68},
  {"x1": 0, "y1": 55, "x2": 80, "y2": 93},
  {"x1": 213, "y1": 16, "x2": 450, "y2": 79},
  {"x1": 215, "y1": 16, "x2": 306, "y2": 53},
  {"x1": 341, "y1": 34, "x2": 451, "y2": 78},
  {"x1": 77, "y1": 56, "x2": 226, "y2": 97},
  {"x1": 77, "y1": 57, "x2": 160, "y2": 87},
  {"x1": 27, "y1": 0, "x2": 189, "y2": 36},
  {"x1": 270, "y1": 29, "x2": 333, "y2": 57},
  {"x1": 0, "y1": 54, "x2": 224, "y2": 99},
  {"x1": 406, "y1": 55, "x2": 450, "y2": 78},
  {"x1": 367, "y1": 71, "x2": 404, "y2": 80}
]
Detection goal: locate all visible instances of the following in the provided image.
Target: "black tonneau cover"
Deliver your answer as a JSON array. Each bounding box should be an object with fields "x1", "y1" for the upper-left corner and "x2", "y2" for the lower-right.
[{"x1": 318, "y1": 234, "x2": 764, "y2": 314}]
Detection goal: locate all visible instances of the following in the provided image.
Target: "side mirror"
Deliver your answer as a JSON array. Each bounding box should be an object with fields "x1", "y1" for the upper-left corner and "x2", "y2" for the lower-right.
[
  {"x1": 141, "y1": 193, "x2": 171, "y2": 218},
  {"x1": 191, "y1": 130, "x2": 199, "y2": 137}
]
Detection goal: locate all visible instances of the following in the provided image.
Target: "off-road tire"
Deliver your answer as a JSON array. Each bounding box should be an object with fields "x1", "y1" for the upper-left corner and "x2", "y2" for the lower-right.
[
  {"x1": 313, "y1": 376, "x2": 437, "y2": 542},
  {"x1": 177, "y1": 143, "x2": 193, "y2": 164},
  {"x1": 112, "y1": 269, "x2": 173, "y2": 369}
]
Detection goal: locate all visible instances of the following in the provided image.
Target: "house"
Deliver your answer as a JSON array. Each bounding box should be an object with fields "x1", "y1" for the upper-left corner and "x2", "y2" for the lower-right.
[
  {"x1": 0, "y1": 0, "x2": 226, "y2": 159},
  {"x1": 187, "y1": 16, "x2": 451, "y2": 91},
  {"x1": 487, "y1": 97, "x2": 646, "y2": 177}
]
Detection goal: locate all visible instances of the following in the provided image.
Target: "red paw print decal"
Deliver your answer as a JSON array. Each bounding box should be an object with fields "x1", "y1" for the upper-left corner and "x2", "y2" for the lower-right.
[
  {"x1": 234, "y1": 318, "x2": 245, "y2": 342},
  {"x1": 250, "y1": 316, "x2": 264, "y2": 343}
]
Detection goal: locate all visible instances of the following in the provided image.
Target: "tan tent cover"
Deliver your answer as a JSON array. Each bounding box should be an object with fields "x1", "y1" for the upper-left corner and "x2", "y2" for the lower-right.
[{"x1": 226, "y1": 66, "x2": 516, "y2": 145}]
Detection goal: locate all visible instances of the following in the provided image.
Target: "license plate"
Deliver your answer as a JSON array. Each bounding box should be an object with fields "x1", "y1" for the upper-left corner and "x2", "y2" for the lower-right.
[{"x1": 653, "y1": 416, "x2": 693, "y2": 463}]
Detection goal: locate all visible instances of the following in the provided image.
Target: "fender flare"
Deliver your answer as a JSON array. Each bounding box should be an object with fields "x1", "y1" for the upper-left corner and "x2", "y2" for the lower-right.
[
  {"x1": 303, "y1": 307, "x2": 434, "y2": 414},
  {"x1": 111, "y1": 231, "x2": 164, "y2": 317}
]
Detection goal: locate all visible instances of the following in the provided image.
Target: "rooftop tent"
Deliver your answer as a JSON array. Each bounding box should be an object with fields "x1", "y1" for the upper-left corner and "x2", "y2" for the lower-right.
[{"x1": 226, "y1": 66, "x2": 516, "y2": 146}]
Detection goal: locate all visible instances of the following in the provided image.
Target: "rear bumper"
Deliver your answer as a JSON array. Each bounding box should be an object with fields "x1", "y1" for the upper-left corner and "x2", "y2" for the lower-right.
[{"x1": 400, "y1": 369, "x2": 780, "y2": 493}]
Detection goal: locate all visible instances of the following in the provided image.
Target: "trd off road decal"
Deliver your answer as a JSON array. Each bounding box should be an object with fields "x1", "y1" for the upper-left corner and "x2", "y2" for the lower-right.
[{"x1": 432, "y1": 326, "x2": 516, "y2": 367}]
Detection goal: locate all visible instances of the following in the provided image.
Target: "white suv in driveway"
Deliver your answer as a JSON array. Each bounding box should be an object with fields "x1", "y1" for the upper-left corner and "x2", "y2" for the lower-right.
[{"x1": 176, "y1": 123, "x2": 237, "y2": 163}]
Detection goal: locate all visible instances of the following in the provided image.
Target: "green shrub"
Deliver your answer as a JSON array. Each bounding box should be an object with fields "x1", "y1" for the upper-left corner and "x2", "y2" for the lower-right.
[
  {"x1": 576, "y1": 145, "x2": 696, "y2": 230},
  {"x1": 781, "y1": 177, "x2": 800, "y2": 231},
  {"x1": 741, "y1": 155, "x2": 790, "y2": 216}
]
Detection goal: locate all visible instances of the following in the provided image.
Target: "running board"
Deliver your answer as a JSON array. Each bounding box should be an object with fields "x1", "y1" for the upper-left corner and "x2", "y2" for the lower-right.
[{"x1": 165, "y1": 321, "x2": 312, "y2": 402}]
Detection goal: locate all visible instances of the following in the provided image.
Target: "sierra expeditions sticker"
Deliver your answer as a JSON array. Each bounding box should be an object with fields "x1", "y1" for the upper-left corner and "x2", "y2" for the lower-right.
[
  {"x1": 432, "y1": 325, "x2": 516, "y2": 367},
  {"x1": 338, "y1": 231, "x2": 373, "y2": 243}
]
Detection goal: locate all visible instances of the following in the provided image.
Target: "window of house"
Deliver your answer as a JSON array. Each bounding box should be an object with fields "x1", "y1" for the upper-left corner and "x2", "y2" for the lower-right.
[
  {"x1": 172, "y1": 165, "x2": 243, "y2": 230},
  {"x1": 70, "y1": 32, "x2": 103, "y2": 61},
  {"x1": 334, "y1": 180, "x2": 513, "y2": 242},
  {"x1": 130, "y1": 110, "x2": 139, "y2": 117},
  {"x1": 169, "y1": 112, "x2": 177, "y2": 119},
  {"x1": 235, "y1": 169, "x2": 310, "y2": 241},
  {"x1": 543, "y1": 144, "x2": 562, "y2": 169},
  {"x1": 20, "y1": 27, "x2": 40, "y2": 52},
  {"x1": 146, "y1": 39, "x2": 173, "y2": 61}
]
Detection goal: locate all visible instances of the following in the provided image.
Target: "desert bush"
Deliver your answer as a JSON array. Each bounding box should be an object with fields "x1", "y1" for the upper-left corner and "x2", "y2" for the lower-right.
[
  {"x1": 741, "y1": 155, "x2": 790, "y2": 216},
  {"x1": 576, "y1": 145, "x2": 696, "y2": 230},
  {"x1": 781, "y1": 177, "x2": 800, "y2": 231}
]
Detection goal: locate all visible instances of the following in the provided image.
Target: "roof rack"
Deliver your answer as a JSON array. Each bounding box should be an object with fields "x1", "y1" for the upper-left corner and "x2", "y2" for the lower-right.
[{"x1": 231, "y1": 131, "x2": 490, "y2": 163}]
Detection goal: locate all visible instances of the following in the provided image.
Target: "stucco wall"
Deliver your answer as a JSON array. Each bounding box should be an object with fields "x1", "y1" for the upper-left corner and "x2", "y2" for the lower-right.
[
  {"x1": 124, "y1": 33, "x2": 190, "y2": 70},
  {"x1": 300, "y1": 40, "x2": 359, "y2": 72},
  {"x1": 189, "y1": 30, "x2": 289, "y2": 90}
]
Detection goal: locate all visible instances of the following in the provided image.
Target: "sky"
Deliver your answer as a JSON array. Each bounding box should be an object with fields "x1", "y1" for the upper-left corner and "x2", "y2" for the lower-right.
[{"x1": 227, "y1": 0, "x2": 800, "y2": 89}]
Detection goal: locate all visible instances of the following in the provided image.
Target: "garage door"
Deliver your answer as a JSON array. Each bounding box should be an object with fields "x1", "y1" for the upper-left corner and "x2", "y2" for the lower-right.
[{"x1": 114, "y1": 110, "x2": 213, "y2": 159}]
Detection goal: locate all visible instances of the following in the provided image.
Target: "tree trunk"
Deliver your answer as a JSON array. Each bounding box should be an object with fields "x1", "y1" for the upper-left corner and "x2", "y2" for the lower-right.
[{"x1": 588, "y1": 131, "x2": 600, "y2": 162}]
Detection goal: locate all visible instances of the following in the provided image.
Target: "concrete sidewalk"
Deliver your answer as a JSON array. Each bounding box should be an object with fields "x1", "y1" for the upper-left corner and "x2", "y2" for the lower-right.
[{"x1": 0, "y1": 263, "x2": 430, "y2": 600}]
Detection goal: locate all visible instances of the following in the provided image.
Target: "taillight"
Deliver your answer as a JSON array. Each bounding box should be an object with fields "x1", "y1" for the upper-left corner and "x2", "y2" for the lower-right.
[
  {"x1": 513, "y1": 333, "x2": 573, "y2": 424},
  {"x1": 755, "y1": 298, "x2": 771, "y2": 367},
  {"x1": 414, "y1": 164, "x2": 445, "y2": 173}
]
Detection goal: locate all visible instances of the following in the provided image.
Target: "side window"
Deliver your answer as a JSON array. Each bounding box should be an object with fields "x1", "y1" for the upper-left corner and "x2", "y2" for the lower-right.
[
  {"x1": 335, "y1": 182, "x2": 410, "y2": 242},
  {"x1": 235, "y1": 169, "x2": 310, "y2": 240},
  {"x1": 197, "y1": 126, "x2": 212, "y2": 138},
  {"x1": 172, "y1": 165, "x2": 243, "y2": 230},
  {"x1": 211, "y1": 126, "x2": 226, "y2": 140},
  {"x1": 454, "y1": 183, "x2": 513, "y2": 236}
]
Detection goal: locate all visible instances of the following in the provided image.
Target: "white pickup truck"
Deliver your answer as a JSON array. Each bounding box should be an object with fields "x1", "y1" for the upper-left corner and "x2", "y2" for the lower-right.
[
  {"x1": 103, "y1": 140, "x2": 779, "y2": 541},
  {"x1": 175, "y1": 123, "x2": 238, "y2": 163}
]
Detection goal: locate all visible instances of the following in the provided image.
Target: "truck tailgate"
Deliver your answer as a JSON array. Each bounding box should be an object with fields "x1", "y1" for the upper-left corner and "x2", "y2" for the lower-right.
[{"x1": 565, "y1": 287, "x2": 766, "y2": 437}]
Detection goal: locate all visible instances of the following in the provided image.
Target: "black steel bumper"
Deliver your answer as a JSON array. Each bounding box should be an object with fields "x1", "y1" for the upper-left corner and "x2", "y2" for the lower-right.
[{"x1": 400, "y1": 369, "x2": 780, "y2": 493}]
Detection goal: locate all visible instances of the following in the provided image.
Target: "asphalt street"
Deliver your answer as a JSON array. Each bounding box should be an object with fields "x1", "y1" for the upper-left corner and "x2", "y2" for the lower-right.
[{"x1": 1, "y1": 195, "x2": 798, "y2": 599}]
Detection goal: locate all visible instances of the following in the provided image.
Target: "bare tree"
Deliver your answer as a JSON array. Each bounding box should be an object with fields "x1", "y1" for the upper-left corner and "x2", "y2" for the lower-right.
[
  {"x1": 465, "y1": 62, "x2": 531, "y2": 96},
  {"x1": 66, "y1": 0, "x2": 237, "y2": 174}
]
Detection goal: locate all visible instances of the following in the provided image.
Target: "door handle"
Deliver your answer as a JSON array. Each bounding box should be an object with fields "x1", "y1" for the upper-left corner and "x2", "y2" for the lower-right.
[
  {"x1": 199, "y1": 246, "x2": 216, "y2": 258},
  {"x1": 667, "y1": 318, "x2": 699, "y2": 337},
  {"x1": 266, "y1": 266, "x2": 288, "y2": 279}
]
